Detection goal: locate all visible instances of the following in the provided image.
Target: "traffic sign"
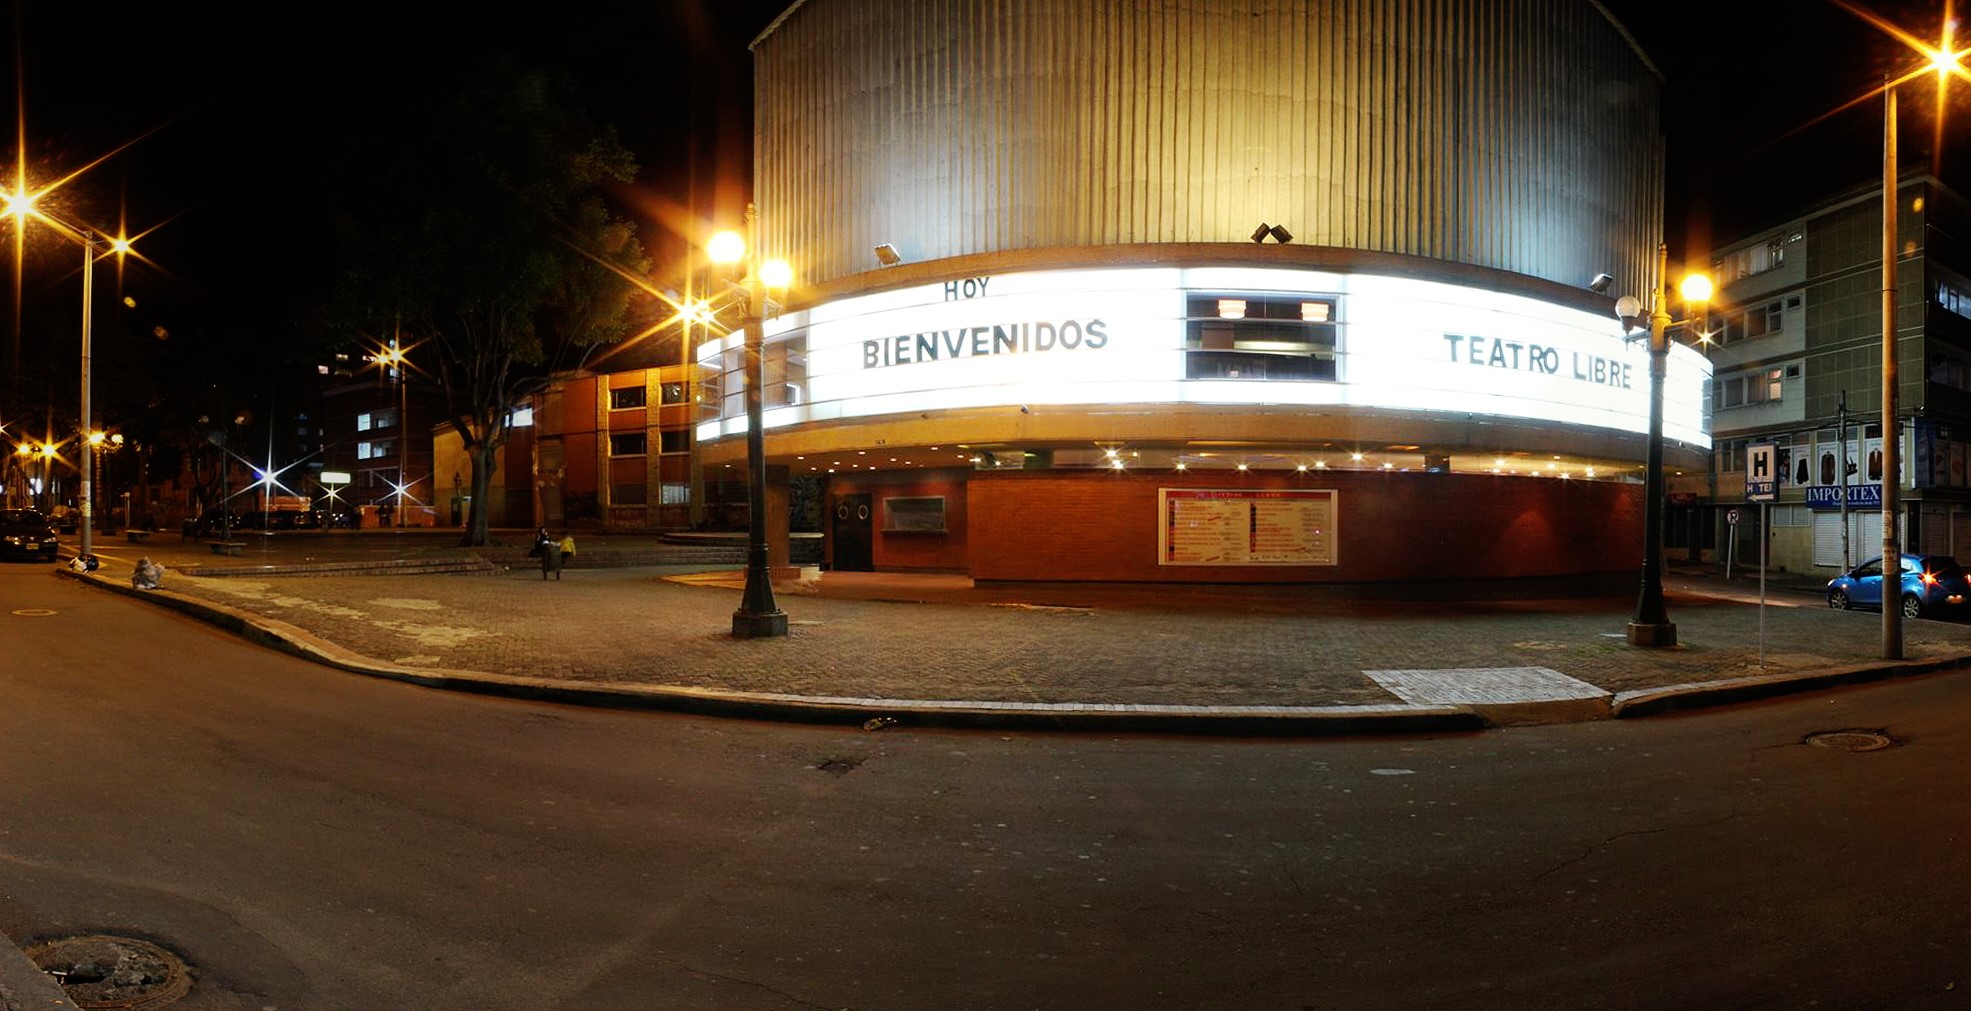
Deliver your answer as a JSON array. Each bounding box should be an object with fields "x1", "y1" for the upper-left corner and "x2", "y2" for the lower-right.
[
  {"x1": 1746, "y1": 442, "x2": 1777, "y2": 501},
  {"x1": 1726, "y1": 507, "x2": 1741, "y2": 526}
]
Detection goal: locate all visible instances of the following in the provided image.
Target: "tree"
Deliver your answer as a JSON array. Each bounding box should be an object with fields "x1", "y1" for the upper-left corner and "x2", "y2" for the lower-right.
[{"x1": 333, "y1": 55, "x2": 646, "y2": 546}]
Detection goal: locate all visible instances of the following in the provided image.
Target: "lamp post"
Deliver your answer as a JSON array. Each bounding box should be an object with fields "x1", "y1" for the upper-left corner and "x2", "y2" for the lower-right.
[
  {"x1": 376, "y1": 341, "x2": 412, "y2": 529},
  {"x1": 709, "y1": 204, "x2": 792, "y2": 639},
  {"x1": 0, "y1": 191, "x2": 131, "y2": 561},
  {"x1": 1881, "y1": 82, "x2": 1904, "y2": 660},
  {"x1": 1618, "y1": 244, "x2": 1711, "y2": 648},
  {"x1": 1832, "y1": 0, "x2": 1971, "y2": 655}
]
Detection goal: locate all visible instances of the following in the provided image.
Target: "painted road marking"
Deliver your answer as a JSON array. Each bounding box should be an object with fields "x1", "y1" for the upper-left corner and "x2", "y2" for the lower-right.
[
  {"x1": 10, "y1": 609, "x2": 56, "y2": 616},
  {"x1": 1363, "y1": 667, "x2": 1609, "y2": 706}
]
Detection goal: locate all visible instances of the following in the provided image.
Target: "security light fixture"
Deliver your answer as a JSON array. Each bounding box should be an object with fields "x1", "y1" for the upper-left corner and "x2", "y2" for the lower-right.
[
  {"x1": 1589, "y1": 272, "x2": 1614, "y2": 293},
  {"x1": 873, "y1": 243, "x2": 902, "y2": 267},
  {"x1": 1251, "y1": 223, "x2": 1292, "y2": 244}
]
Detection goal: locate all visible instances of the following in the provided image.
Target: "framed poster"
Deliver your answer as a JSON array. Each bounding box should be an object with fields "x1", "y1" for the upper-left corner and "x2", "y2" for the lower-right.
[{"x1": 1159, "y1": 488, "x2": 1337, "y2": 566}]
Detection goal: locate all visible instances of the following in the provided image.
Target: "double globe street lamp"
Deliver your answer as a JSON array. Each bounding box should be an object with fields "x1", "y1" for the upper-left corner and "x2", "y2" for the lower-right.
[
  {"x1": 707, "y1": 205, "x2": 794, "y2": 639},
  {"x1": 1616, "y1": 244, "x2": 1711, "y2": 648}
]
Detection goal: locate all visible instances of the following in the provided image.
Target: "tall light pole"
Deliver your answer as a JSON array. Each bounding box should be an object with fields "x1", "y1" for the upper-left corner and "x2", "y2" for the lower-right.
[
  {"x1": 1, "y1": 198, "x2": 127, "y2": 560},
  {"x1": 1881, "y1": 81, "x2": 1903, "y2": 659},
  {"x1": 709, "y1": 205, "x2": 792, "y2": 639},
  {"x1": 1618, "y1": 245, "x2": 1710, "y2": 648}
]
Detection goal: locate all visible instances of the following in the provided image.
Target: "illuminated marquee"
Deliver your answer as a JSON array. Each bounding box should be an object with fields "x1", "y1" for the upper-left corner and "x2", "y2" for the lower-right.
[{"x1": 697, "y1": 267, "x2": 1710, "y2": 447}]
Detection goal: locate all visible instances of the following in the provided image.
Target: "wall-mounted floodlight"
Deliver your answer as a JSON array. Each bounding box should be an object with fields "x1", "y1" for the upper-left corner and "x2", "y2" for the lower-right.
[
  {"x1": 1268, "y1": 225, "x2": 1292, "y2": 244},
  {"x1": 1251, "y1": 223, "x2": 1272, "y2": 243},
  {"x1": 873, "y1": 243, "x2": 902, "y2": 267},
  {"x1": 1589, "y1": 272, "x2": 1614, "y2": 293}
]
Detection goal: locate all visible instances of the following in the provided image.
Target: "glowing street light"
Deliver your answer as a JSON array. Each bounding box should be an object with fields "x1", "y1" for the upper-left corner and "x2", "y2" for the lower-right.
[
  {"x1": 1830, "y1": 1, "x2": 1969, "y2": 658},
  {"x1": 1615, "y1": 248, "x2": 1711, "y2": 648},
  {"x1": 708, "y1": 207, "x2": 794, "y2": 639},
  {"x1": 0, "y1": 184, "x2": 137, "y2": 561}
]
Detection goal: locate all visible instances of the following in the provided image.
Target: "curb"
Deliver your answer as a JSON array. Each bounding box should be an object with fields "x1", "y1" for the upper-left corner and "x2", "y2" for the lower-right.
[
  {"x1": 0, "y1": 929, "x2": 67, "y2": 1009},
  {"x1": 58, "y1": 569, "x2": 1485, "y2": 737},
  {"x1": 57, "y1": 568, "x2": 1971, "y2": 736}
]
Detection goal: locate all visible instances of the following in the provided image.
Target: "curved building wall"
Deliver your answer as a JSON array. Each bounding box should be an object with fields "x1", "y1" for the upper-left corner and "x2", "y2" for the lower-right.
[{"x1": 752, "y1": 0, "x2": 1664, "y2": 297}]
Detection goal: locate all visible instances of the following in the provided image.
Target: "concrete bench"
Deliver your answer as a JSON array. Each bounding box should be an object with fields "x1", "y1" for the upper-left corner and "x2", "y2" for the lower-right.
[
  {"x1": 209, "y1": 541, "x2": 245, "y2": 556},
  {"x1": 126, "y1": 530, "x2": 153, "y2": 543}
]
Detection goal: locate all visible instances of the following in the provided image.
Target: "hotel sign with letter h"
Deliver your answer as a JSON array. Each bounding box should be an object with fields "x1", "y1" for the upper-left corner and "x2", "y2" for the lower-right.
[{"x1": 1746, "y1": 443, "x2": 1777, "y2": 502}]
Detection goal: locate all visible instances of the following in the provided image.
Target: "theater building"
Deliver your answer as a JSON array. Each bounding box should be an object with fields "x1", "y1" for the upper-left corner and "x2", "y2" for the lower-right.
[{"x1": 689, "y1": 0, "x2": 1712, "y2": 588}]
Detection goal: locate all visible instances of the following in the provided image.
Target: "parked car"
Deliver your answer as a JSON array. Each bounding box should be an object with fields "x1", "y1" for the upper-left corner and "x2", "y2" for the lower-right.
[
  {"x1": 0, "y1": 508, "x2": 61, "y2": 562},
  {"x1": 1826, "y1": 554, "x2": 1970, "y2": 619}
]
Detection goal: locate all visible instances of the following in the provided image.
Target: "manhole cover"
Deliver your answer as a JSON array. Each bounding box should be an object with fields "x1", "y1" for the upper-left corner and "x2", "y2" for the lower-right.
[
  {"x1": 24, "y1": 934, "x2": 191, "y2": 1008},
  {"x1": 1805, "y1": 729, "x2": 1898, "y2": 752}
]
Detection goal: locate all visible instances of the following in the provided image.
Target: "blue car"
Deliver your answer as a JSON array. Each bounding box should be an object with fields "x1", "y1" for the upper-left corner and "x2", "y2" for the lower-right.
[{"x1": 1826, "y1": 554, "x2": 1970, "y2": 619}]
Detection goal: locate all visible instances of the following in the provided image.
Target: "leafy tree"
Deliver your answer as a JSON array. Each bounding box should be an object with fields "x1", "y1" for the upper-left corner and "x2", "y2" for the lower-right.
[{"x1": 333, "y1": 56, "x2": 646, "y2": 546}]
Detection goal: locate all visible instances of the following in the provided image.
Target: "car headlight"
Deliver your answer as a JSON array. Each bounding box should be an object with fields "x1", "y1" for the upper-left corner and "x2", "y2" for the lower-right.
[{"x1": 3, "y1": 534, "x2": 22, "y2": 545}]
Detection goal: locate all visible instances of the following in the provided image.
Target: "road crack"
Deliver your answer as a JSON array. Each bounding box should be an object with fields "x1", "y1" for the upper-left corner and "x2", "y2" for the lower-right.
[{"x1": 1531, "y1": 811, "x2": 1742, "y2": 883}]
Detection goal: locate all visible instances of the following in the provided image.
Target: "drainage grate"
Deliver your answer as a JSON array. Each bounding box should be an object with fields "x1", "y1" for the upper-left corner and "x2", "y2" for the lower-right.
[
  {"x1": 1804, "y1": 729, "x2": 1898, "y2": 752},
  {"x1": 25, "y1": 934, "x2": 191, "y2": 1008}
]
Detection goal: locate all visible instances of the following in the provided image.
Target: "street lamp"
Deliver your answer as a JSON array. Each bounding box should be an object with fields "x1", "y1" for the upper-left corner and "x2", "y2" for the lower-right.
[
  {"x1": 1830, "y1": 1, "x2": 1970, "y2": 658},
  {"x1": 378, "y1": 342, "x2": 412, "y2": 529},
  {"x1": 0, "y1": 189, "x2": 132, "y2": 562},
  {"x1": 708, "y1": 204, "x2": 792, "y2": 639},
  {"x1": 1616, "y1": 245, "x2": 1710, "y2": 648}
]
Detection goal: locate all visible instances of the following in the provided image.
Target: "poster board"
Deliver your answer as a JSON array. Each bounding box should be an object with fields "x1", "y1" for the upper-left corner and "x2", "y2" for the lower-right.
[{"x1": 1159, "y1": 488, "x2": 1337, "y2": 566}]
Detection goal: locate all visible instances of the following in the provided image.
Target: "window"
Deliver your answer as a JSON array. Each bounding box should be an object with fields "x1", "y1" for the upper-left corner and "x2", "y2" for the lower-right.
[
  {"x1": 660, "y1": 430, "x2": 688, "y2": 454},
  {"x1": 610, "y1": 386, "x2": 647, "y2": 410},
  {"x1": 1718, "y1": 299, "x2": 1786, "y2": 345},
  {"x1": 1711, "y1": 367, "x2": 1789, "y2": 410},
  {"x1": 1714, "y1": 234, "x2": 1787, "y2": 281},
  {"x1": 508, "y1": 406, "x2": 534, "y2": 428},
  {"x1": 660, "y1": 382, "x2": 686, "y2": 405},
  {"x1": 609, "y1": 433, "x2": 647, "y2": 456},
  {"x1": 372, "y1": 408, "x2": 397, "y2": 430},
  {"x1": 1939, "y1": 280, "x2": 1971, "y2": 321},
  {"x1": 1184, "y1": 293, "x2": 1338, "y2": 381},
  {"x1": 611, "y1": 483, "x2": 648, "y2": 505},
  {"x1": 356, "y1": 413, "x2": 372, "y2": 432},
  {"x1": 883, "y1": 496, "x2": 947, "y2": 532},
  {"x1": 356, "y1": 440, "x2": 394, "y2": 461},
  {"x1": 660, "y1": 483, "x2": 690, "y2": 505}
]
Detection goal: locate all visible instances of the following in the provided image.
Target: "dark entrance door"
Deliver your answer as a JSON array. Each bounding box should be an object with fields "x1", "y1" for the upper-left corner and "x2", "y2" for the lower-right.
[{"x1": 832, "y1": 493, "x2": 874, "y2": 571}]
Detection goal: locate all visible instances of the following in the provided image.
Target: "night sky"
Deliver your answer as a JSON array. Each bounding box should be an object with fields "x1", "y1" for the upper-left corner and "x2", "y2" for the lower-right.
[{"x1": 0, "y1": 0, "x2": 1965, "y2": 415}]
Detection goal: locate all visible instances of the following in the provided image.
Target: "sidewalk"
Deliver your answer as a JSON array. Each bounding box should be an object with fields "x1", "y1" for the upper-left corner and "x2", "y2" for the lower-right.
[{"x1": 62, "y1": 529, "x2": 1971, "y2": 733}]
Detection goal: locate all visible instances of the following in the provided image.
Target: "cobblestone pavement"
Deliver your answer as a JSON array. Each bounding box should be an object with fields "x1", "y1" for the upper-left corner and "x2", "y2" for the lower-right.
[{"x1": 67, "y1": 530, "x2": 1971, "y2": 713}]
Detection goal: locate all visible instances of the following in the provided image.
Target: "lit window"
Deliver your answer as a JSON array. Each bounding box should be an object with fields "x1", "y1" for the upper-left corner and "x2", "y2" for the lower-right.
[
  {"x1": 610, "y1": 387, "x2": 647, "y2": 410},
  {"x1": 356, "y1": 413, "x2": 371, "y2": 432},
  {"x1": 1217, "y1": 299, "x2": 1246, "y2": 319}
]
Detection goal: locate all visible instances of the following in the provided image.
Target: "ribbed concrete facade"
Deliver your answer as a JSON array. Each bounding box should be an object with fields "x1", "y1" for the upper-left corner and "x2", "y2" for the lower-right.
[{"x1": 753, "y1": 0, "x2": 1663, "y2": 296}]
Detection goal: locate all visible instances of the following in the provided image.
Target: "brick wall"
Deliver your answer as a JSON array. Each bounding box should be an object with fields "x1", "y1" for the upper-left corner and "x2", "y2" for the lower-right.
[{"x1": 967, "y1": 470, "x2": 1641, "y2": 585}]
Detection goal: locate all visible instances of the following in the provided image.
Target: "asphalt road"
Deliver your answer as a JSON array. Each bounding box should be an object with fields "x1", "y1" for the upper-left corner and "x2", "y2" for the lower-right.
[{"x1": 2, "y1": 560, "x2": 1969, "y2": 1010}]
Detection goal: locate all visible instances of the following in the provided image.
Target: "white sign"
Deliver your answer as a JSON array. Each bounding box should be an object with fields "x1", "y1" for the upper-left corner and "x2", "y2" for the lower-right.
[
  {"x1": 699, "y1": 267, "x2": 1711, "y2": 448},
  {"x1": 1747, "y1": 442, "x2": 1777, "y2": 501},
  {"x1": 320, "y1": 471, "x2": 352, "y2": 485}
]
